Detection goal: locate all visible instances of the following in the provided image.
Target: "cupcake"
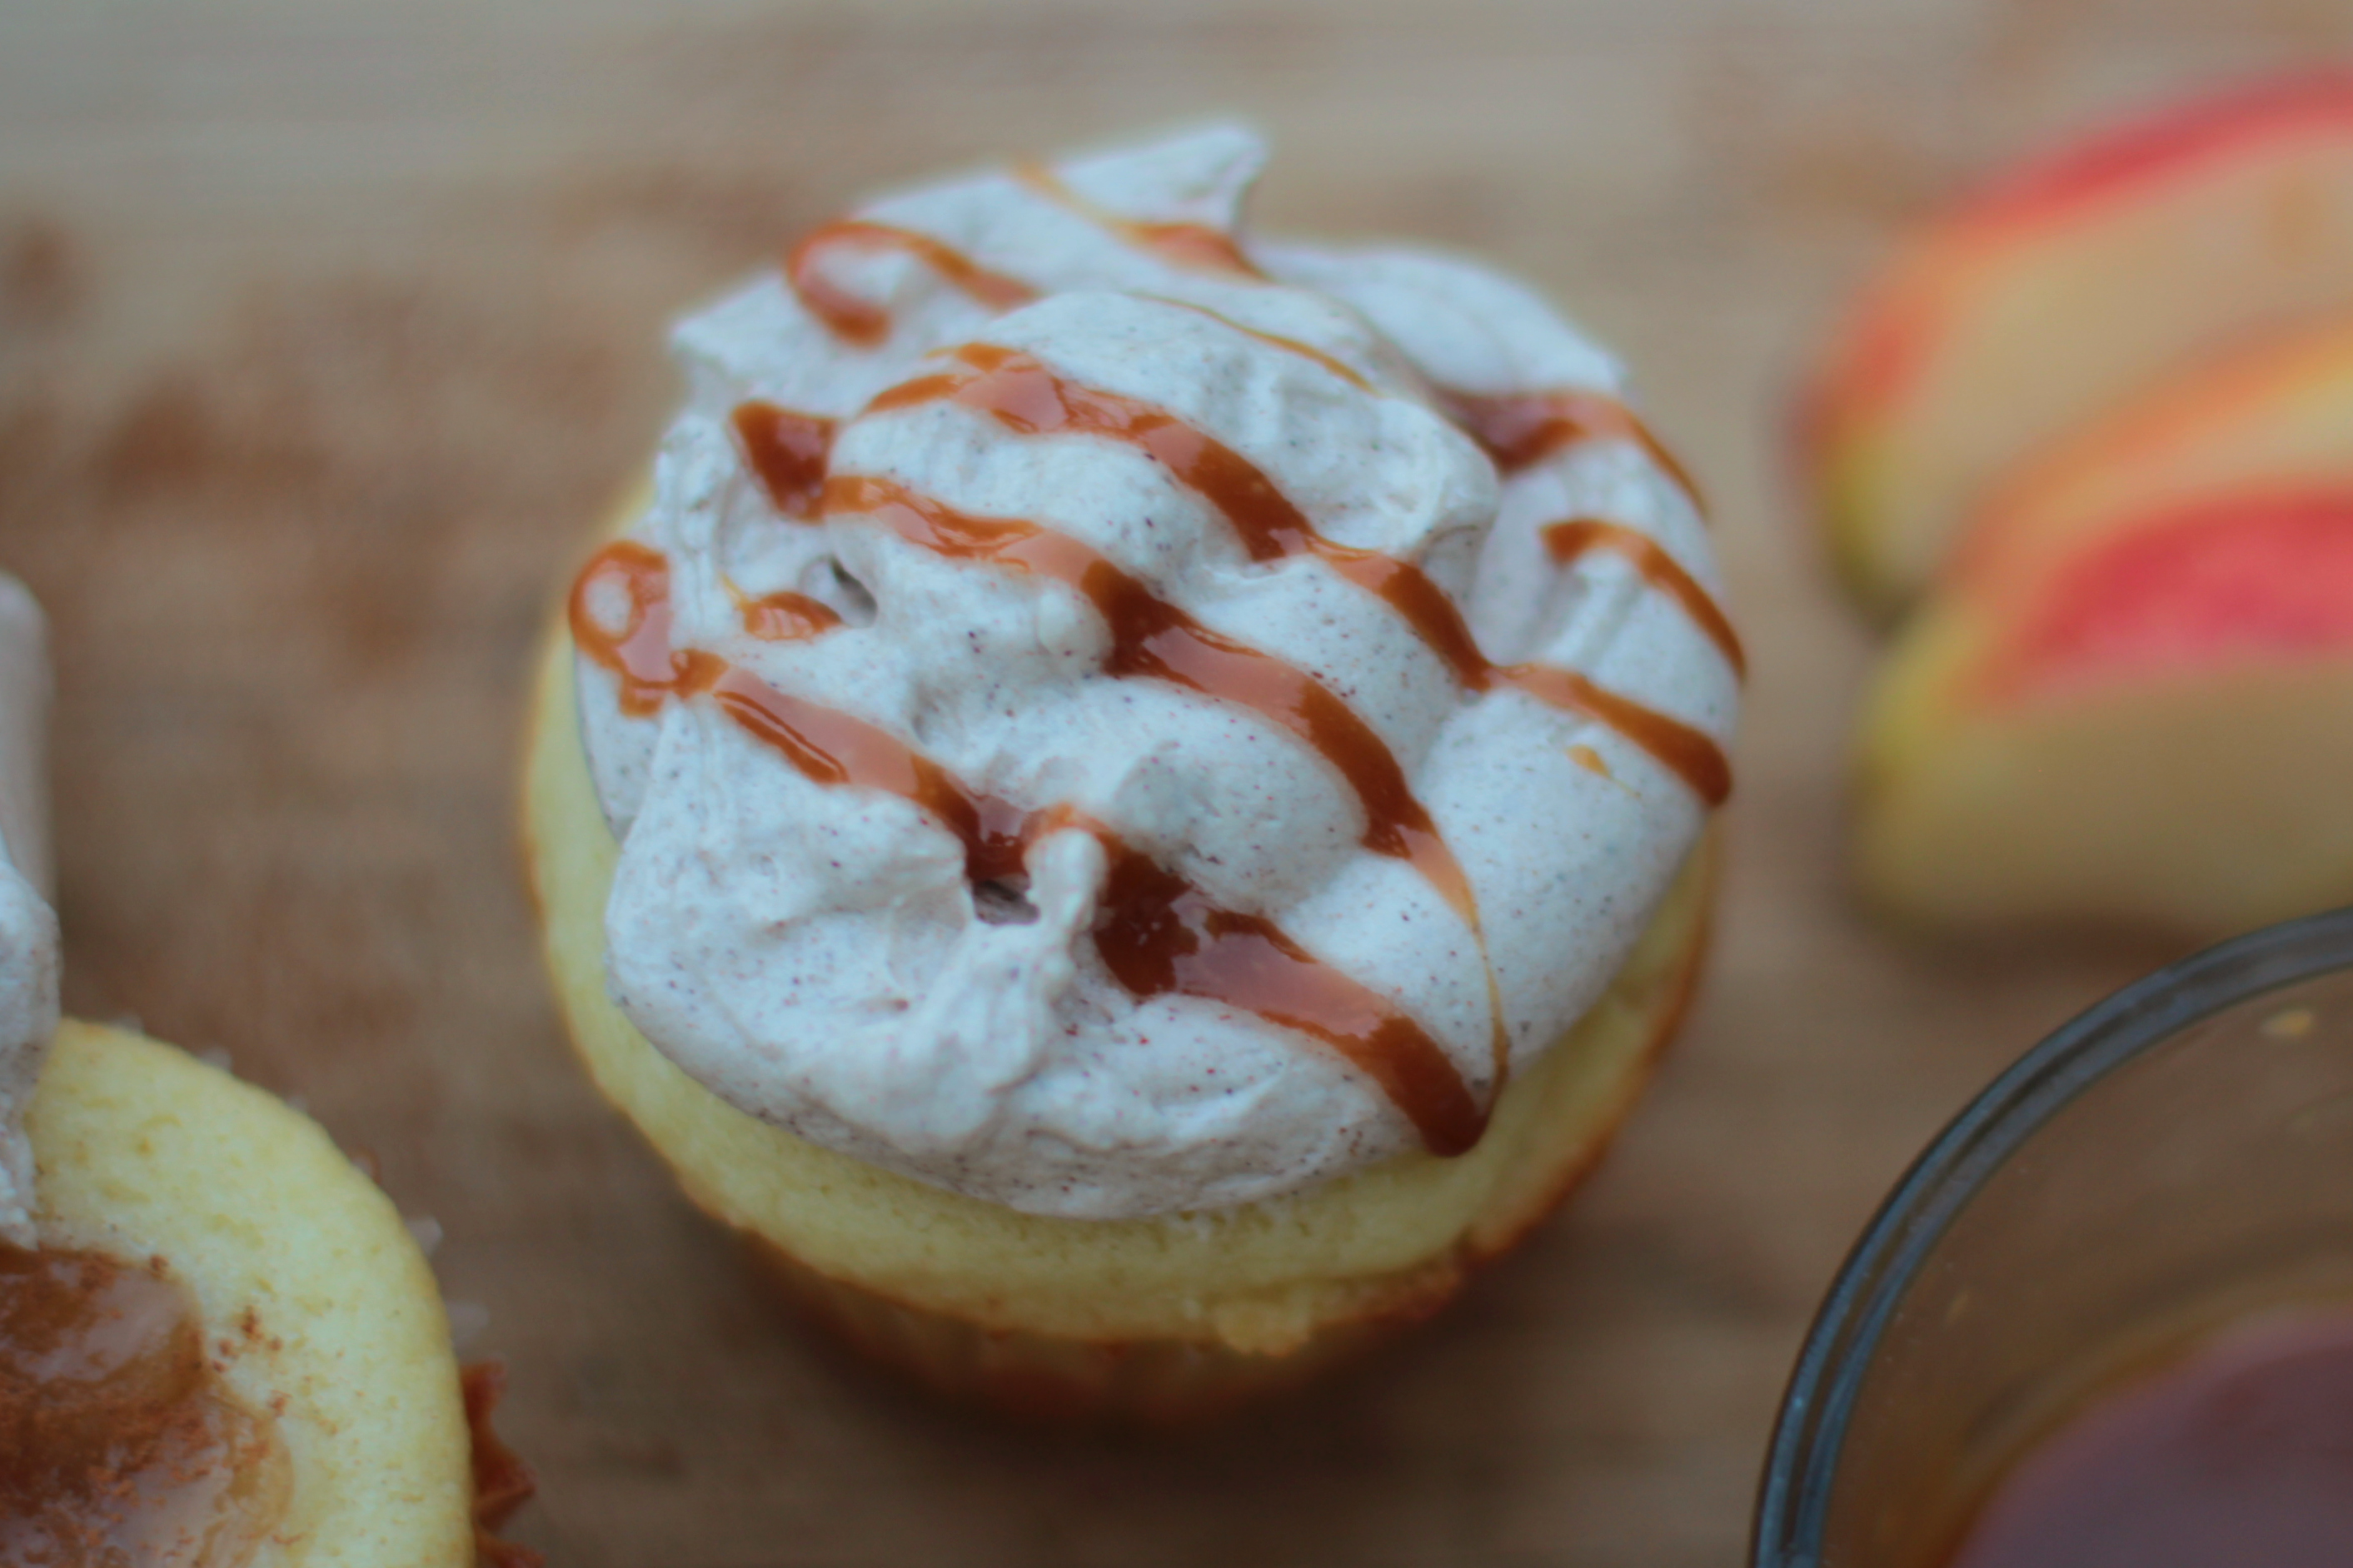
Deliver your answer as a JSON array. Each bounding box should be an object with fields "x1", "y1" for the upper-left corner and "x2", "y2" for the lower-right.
[
  {"x1": 524, "y1": 125, "x2": 1738, "y2": 1418},
  {"x1": 0, "y1": 580, "x2": 536, "y2": 1564}
]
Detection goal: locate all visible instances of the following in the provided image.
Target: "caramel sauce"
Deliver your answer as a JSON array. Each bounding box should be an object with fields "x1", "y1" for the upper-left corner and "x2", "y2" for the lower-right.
[
  {"x1": 1, "y1": 1244, "x2": 287, "y2": 1566},
  {"x1": 574, "y1": 540, "x2": 1023, "y2": 887},
  {"x1": 730, "y1": 401, "x2": 838, "y2": 519},
  {"x1": 785, "y1": 220, "x2": 1037, "y2": 347},
  {"x1": 736, "y1": 589, "x2": 843, "y2": 644},
  {"x1": 1011, "y1": 162, "x2": 1264, "y2": 277},
  {"x1": 824, "y1": 473, "x2": 1478, "y2": 928},
  {"x1": 1091, "y1": 836, "x2": 1482, "y2": 1156},
  {"x1": 1542, "y1": 518, "x2": 1747, "y2": 678},
  {"x1": 572, "y1": 282, "x2": 1732, "y2": 1147},
  {"x1": 1142, "y1": 296, "x2": 1377, "y2": 391},
  {"x1": 866, "y1": 343, "x2": 1341, "y2": 565},
  {"x1": 569, "y1": 540, "x2": 728, "y2": 717},
  {"x1": 1135, "y1": 306, "x2": 1702, "y2": 519},
  {"x1": 569, "y1": 538, "x2": 1486, "y2": 1149},
  {"x1": 1946, "y1": 1314, "x2": 2353, "y2": 1568},
  {"x1": 868, "y1": 345, "x2": 1732, "y2": 805},
  {"x1": 1492, "y1": 665, "x2": 1732, "y2": 807},
  {"x1": 1444, "y1": 386, "x2": 1707, "y2": 516},
  {"x1": 708, "y1": 667, "x2": 1036, "y2": 886}
]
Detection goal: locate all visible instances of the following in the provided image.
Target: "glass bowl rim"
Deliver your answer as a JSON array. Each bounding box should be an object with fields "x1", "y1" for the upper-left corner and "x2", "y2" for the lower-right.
[{"x1": 1749, "y1": 903, "x2": 2353, "y2": 1567}]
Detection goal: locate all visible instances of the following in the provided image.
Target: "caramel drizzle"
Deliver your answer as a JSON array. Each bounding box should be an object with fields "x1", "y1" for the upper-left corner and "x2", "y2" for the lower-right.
[
  {"x1": 1144, "y1": 305, "x2": 1737, "y2": 689},
  {"x1": 575, "y1": 541, "x2": 1024, "y2": 884},
  {"x1": 577, "y1": 522, "x2": 840, "y2": 659},
  {"x1": 1121, "y1": 291, "x2": 1702, "y2": 523},
  {"x1": 573, "y1": 326, "x2": 1728, "y2": 1145},
  {"x1": 780, "y1": 201, "x2": 1699, "y2": 540},
  {"x1": 1093, "y1": 838, "x2": 1481, "y2": 1155},
  {"x1": 825, "y1": 473, "x2": 1478, "y2": 929},
  {"x1": 1144, "y1": 296, "x2": 1377, "y2": 391},
  {"x1": 731, "y1": 401, "x2": 838, "y2": 518},
  {"x1": 569, "y1": 542, "x2": 725, "y2": 717},
  {"x1": 736, "y1": 589, "x2": 842, "y2": 643},
  {"x1": 869, "y1": 344, "x2": 1732, "y2": 806},
  {"x1": 1052, "y1": 311, "x2": 1739, "y2": 688},
  {"x1": 1012, "y1": 161, "x2": 1264, "y2": 277},
  {"x1": 785, "y1": 220, "x2": 1037, "y2": 347},
  {"x1": 1543, "y1": 518, "x2": 1747, "y2": 679},
  {"x1": 1497, "y1": 666, "x2": 1730, "y2": 805},
  {"x1": 708, "y1": 670, "x2": 1041, "y2": 887},
  {"x1": 1444, "y1": 386, "x2": 1707, "y2": 516},
  {"x1": 570, "y1": 540, "x2": 1483, "y2": 1152}
]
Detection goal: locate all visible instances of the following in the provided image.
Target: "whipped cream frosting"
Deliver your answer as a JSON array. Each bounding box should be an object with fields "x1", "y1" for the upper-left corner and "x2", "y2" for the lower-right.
[
  {"x1": 0, "y1": 573, "x2": 60, "y2": 1244},
  {"x1": 571, "y1": 125, "x2": 1737, "y2": 1218}
]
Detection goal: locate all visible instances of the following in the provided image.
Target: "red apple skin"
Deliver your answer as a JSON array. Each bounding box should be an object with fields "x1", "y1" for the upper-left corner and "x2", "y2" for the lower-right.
[
  {"x1": 1856, "y1": 488, "x2": 2353, "y2": 936},
  {"x1": 1803, "y1": 71, "x2": 2353, "y2": 620},
  {"x1": 1949, "y1": 316, "x2": 2353, "y2": 596},
  {"x1": 1979, "y1": 490, "x2": 2353, "y2": 699}
]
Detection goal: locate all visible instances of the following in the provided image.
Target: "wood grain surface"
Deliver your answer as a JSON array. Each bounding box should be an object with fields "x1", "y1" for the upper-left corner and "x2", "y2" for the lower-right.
[{"x1": 3, "y1": 2, "x2": 2344, "y2": 1563}]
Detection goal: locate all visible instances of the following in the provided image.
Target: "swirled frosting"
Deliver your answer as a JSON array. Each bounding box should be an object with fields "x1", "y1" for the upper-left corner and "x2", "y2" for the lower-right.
[
  {"x1": 570, "y1": 125, "x2": 1738, "y2": 1218},
  {"x1": 0, "y1": 574, "x2": 58, "y2": 1245}
]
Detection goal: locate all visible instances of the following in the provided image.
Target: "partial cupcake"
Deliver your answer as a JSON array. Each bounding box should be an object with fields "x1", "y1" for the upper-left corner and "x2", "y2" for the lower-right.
[
  {"x1": 526, "y1": 124, "x2": 1738, "y2": 1417},
  {"x1": 0, "y1": 578, "x2": 536, "y2": 1564}
]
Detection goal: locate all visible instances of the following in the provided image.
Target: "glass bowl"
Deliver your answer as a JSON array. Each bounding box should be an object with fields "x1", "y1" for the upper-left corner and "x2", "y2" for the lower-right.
[{"x1": 1752, "y1": 905, "x2": 2353, "y2": 1567}]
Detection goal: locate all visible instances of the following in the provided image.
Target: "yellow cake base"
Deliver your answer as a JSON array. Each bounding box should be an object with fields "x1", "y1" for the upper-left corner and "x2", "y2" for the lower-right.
[
  {"x1": 27, "y1": 1019, "x2": 480, "y2": 1566},
  {"x1": 525, "y1": 616, "x2": 1714, "y2": 1418}
]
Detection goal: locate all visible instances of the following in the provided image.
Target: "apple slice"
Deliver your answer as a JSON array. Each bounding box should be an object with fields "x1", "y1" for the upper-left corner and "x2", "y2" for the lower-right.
[
  {"x1": 1804, "y1": 72, "x2": 2353, "y2": 620},
  {"x1": 1954, "y1": 316, "x2": 2353, "y2": 593},
  {"x1": 1855, "y1": 489, "x2": 2353, "y2": 935}
]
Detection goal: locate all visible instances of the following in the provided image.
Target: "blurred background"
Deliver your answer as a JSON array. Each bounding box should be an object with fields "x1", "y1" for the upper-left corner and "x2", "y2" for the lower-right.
[{"x1": 3, "y1": 1, "x2": 2346, "y2": 1564}]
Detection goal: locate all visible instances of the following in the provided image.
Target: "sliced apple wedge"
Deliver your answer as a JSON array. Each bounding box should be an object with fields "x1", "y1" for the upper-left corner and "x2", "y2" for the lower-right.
[
  {"x1": 1856, "y1": 489, "x2": 2353, "y2": 935},
  {"x1": 1806, "y1": 72, "x2": 2353, "y2": 620},
  {"x1": 1954, "y1": 316, "x2": 2353, "y2": 592}
]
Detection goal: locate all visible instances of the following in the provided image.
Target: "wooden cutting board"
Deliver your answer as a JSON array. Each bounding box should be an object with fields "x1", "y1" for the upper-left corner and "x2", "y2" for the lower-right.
[{"x1": 2, "y1": 1, "x2": 2336, "y2": 1561}]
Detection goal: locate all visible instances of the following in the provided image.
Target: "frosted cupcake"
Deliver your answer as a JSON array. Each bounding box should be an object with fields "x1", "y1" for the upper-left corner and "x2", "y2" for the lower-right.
[
  {"x1": 524, "y1": 125, "x2": 1739, "y2": 1418},
  {"x1": 0, "y1": 578, "x2": 536, "y2": 1563}
]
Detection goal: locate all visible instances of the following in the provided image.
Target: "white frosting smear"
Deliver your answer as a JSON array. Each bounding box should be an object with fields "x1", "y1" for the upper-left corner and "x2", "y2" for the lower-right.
[
  {"x1": 573, "y1": 125, "x2": 1737, "y2": 1218},
  {"x1": 0, "y1": 573, "x2": 60, "y2": 1245}
]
